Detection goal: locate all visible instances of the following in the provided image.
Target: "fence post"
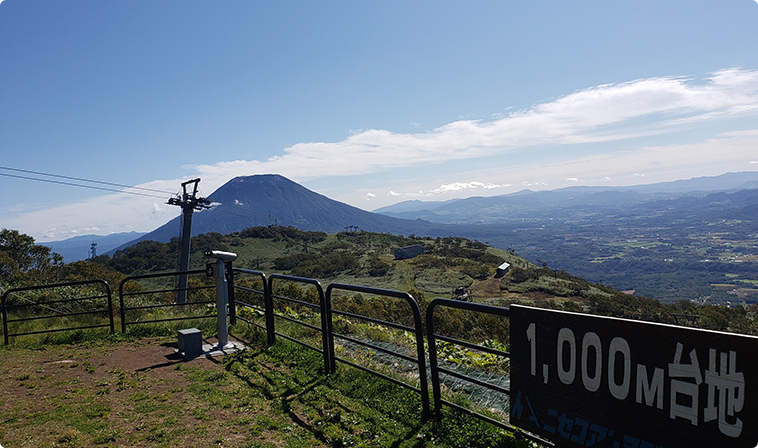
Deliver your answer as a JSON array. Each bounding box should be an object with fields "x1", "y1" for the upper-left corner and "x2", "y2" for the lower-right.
[
  {"x1": 226, "y1": 261, "x2": 236, "y2": 326},
  {"x1": 118, "y1": 278, "x2": 128, "y2": 333},
  {"x1": 425, "y1": 299, "x2": 444, "y2": 419},
  {"x1": 2, "y1": 290, "x2": 9, "y2": 345},
  {"x1": 265, "y1": 276, "x2": 275, "y2": 346}
]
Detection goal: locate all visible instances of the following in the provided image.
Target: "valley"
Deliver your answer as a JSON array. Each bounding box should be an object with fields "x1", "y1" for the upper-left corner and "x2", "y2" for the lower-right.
[
  {"x1": 377, "y1": 174, "x2": 758, "y2": 305},
  {"x1": 463, "y1": 207, "x2": 758, "y2": 305}
]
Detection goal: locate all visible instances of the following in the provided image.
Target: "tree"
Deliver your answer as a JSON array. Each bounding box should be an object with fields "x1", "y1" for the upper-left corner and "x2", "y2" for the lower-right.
[{"x1": 0, "y1": 228, "x2": 63, "y2": 285}]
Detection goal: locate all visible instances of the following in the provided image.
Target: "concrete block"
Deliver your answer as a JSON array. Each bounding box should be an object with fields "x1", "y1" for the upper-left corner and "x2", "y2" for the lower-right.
[{"x1": 178, "y1": 328, "x2": 202, "y2": 358}]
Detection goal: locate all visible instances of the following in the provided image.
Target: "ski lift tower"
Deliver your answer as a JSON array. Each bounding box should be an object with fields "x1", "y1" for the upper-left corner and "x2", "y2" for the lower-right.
[{"x1": 168, "y1": 179, "x2": 211, "y2": 304}]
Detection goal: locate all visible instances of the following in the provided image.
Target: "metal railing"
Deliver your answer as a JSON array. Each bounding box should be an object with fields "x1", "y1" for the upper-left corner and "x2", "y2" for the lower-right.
[
  {"x1": 326, "y1": 283, "x2": 431, "y2": 419},
  {"x1": 118, "y1": 269, "x2": 215, "y2": 332},
  {"x1": 426, "y1": 299, "x2": 512, "y2": 425},
  {"x1": 426, "y1": 298, "x2": 551, "y2": 446},
  {"x1": 2, "y1": 279, "x2": 114, "y2": 345},
  {"x1": 230, "y1": 270, "x2": 431, "y2": 419},
  {"x1": 230, "y1": 268, "x2": 272, "y2": 344},
  {"x1": 267, "y1": 274, "x2": 330, "y2": 372}
]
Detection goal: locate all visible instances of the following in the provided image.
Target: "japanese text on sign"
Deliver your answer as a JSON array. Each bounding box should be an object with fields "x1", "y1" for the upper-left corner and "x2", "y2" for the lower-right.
[{"x1": 509, "y1": 305, "x2": 758, "y2": 448}]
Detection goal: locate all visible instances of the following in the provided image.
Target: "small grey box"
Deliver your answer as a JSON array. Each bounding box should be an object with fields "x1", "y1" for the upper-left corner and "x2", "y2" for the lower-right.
[{"x1": 178, "y1": 328, "x2": 202, "y2": 357}]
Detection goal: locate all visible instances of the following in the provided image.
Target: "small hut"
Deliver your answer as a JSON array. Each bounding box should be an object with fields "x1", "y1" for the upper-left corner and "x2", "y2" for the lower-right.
[{"x1": 495, "y1": 262, "x2": 511, "y2": 278}]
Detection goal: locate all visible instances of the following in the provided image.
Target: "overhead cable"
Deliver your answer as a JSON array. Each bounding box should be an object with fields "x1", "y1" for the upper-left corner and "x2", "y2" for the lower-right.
[
  {"x1": 0, "y1": 166, "x2": 175, "y2": 195},
  {"x1": 0, "y1": 172, "x2": 168, "y2": 199}
]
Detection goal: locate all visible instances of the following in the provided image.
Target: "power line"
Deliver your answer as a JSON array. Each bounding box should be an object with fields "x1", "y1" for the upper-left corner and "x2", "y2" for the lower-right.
[
  {"x1": 0, "y1": 166, "x2": 174, "y2": 194},
  {"x1": 0, "y1": 166, "x2": 176, "y2": 199},
  {"x1": 1, "y1": 164, "x2": 305, "y2": 228},
  {"x1": 0, "y1": 172, "x2": 169, "y2": 199}
]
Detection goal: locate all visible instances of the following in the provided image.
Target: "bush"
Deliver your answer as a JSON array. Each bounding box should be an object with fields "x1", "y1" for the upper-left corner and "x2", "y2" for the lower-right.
[
  {"x1": 505, "y1": 266, "x2": 539, "y2": 284},
  {"x1": 365, "y1": 256, "x2": 392, "y2": 277}
]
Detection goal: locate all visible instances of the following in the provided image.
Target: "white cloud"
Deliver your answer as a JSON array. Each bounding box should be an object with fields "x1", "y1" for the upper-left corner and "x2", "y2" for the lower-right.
[
  {"x1": 370, "y1": 128, "x2": 758, "y2": 205},
  {"x1": 191, "y1": 69, "x2": 758, "y2": 183},
  {"x1": 378, "y1": 180, "x2": 511, "y2": 200},
  {"x1": 9, "y1": 178, "x2": 184, "y2": 241},
  {"x1": 431, "y1": 181, "x2": 506, "y2": 193},
  {"x1": 518, "y1": 130, "x2": 758, "y2": 189},
  {"x1": 365, "y1": 192, "x2": 376, "y2": 200}
]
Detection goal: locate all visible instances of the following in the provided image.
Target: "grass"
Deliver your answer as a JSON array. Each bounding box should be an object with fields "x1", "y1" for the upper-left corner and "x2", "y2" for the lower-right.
[{"x1": 0, "y1": 326, "x2": 536, "y2": 448}]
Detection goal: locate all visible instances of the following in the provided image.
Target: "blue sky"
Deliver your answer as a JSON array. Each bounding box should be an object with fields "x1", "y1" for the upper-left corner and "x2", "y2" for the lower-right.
[{"x1": 2, "y1": 1, "x2": 758, "y2": 242}]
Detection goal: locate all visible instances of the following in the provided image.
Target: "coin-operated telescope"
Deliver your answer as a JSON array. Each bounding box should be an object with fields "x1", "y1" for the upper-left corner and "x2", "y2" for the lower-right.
[{"x1": 204, "y1": 250, "x2": 238, "y2": 349}]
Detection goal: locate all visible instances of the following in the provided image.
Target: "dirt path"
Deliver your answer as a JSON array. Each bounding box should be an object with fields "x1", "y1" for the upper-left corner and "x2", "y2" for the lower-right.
[{"x1": 0, "y1": 337, "x2": 322, "y2": 448}]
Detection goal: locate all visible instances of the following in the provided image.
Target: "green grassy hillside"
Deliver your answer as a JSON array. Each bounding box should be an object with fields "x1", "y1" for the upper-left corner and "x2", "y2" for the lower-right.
[
  {"x1": 5, "y1": 226, "x2": 757, "y2": 336},
  {"x1": 95, "y1": 226, "x2": 758, "y2": 335}
]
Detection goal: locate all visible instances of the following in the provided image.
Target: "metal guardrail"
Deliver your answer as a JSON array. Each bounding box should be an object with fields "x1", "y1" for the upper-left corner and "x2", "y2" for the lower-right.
[
  {"x1": 3, "y1": 267, "x2": 514, "y2": 430},
  {"x1": 268, "y1": 273, "x2": 330, "y2": 373},
  {"x1": 326, "y1": 283, "x2": 430, "y2": 420},
  {"x1": 231, "y1": 270, "x2": 431, "y2": 419},
  {"x1": 426, "y1": 298, "x2": 552, "y2": 446},
  {"x1": 231, "y1": 268, "x2": 272, "y2": 344},
  {"x1": 426, "y1": 299, "x2": 512, "y2": 425},
  {"x1": 118, "y1": 269, "x2": 215, "y2": 332},
  {"x1": 1, "y1": 279, "x2": 114, "y2": 345}
]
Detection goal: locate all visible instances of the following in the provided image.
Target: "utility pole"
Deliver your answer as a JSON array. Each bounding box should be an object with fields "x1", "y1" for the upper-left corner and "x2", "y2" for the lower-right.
[{"x1": 168, "y1": 179, "x2": 211, "y2": 304}]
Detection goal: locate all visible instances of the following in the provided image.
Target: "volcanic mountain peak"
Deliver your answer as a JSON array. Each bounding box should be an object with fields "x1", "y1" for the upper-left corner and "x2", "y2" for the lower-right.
[{"x1": 112, "y1": 174, "x2": 434, "y2": 251}]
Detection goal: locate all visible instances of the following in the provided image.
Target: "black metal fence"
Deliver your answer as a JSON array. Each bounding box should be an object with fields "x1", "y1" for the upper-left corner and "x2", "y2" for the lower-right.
[
  {"x1": 426, "y1": 298, "x2": 552, "y2": 446},
  {"x1": 1, "y1": 266, "x2": 520, "y2": 433},
  {"x1": 230, "y1": 270, "x2": 431, "y2": 418},
  {"x1": 326, "y1": 283, "x2": 430, "y2": 419},
  {"x1": 268, "y1": 273, "x2": 330, "y2": 372},
  {"x1": 426, "y1": 299, "x2": 512, "y2": 425},
  {"x1": 1, "y1": 279, "x2": 114, "y2": 345},
  {"x1": 229, "y1": 268, "x2": 271, "y2": 342},
  {"x1": 118, "y1": 269, "x2": 216, "y2": 332}
]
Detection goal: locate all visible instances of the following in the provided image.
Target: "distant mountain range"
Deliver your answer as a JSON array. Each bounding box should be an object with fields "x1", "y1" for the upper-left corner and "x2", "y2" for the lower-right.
[
  {"x1": 53, "y1": 171, "x2": 757, "y2": 253},
  {"x1": 46, "y1": 232, "x2": 146, "y2": 263},
  {"x1": 373, "y1": 171, "x2": 758, "y2": 224},
  {"x1": 107, "y1": 171, "x2": 757, "y2": 304}
]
